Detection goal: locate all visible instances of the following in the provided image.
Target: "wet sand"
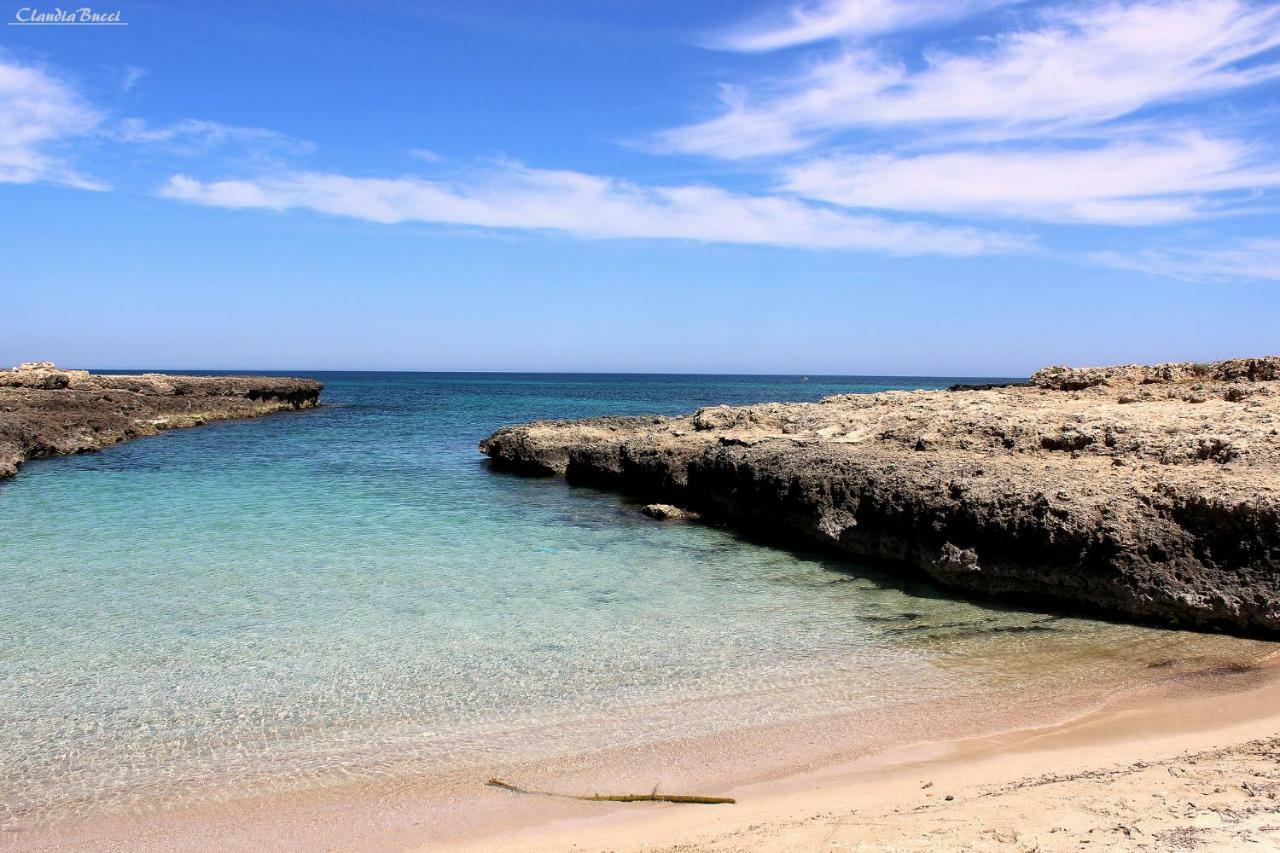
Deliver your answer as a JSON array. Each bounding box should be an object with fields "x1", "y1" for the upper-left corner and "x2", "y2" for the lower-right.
[{"x1": 11, "y1": 648, "x2": 1280, "y2": 852}]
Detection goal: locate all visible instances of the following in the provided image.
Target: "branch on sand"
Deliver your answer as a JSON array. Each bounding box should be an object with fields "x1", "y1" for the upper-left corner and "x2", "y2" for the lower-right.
[{"x1": 486, "y1": 778, "x2": 735, "y2": 805}]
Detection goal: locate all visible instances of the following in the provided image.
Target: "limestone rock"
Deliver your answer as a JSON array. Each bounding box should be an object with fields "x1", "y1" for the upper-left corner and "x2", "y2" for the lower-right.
[{"x1": 481, "y1": 356, "x2": 1280, "y2": 635}]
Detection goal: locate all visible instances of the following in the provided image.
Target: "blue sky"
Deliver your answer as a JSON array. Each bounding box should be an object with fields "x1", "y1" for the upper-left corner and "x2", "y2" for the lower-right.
[{"x1": 2, "y1": 0, "x2": 1278, "y2": 375}]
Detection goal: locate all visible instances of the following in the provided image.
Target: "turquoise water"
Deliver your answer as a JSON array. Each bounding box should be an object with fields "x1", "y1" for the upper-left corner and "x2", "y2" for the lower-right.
[{"x1": 0, "y1": 372, "x2": 1264, "y2": 826}]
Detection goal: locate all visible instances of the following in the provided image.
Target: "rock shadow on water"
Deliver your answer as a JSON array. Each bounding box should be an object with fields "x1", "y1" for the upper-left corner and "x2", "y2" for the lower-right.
[{"x1": 495, "y1": 471, "x2": 1096, "y2": 643}]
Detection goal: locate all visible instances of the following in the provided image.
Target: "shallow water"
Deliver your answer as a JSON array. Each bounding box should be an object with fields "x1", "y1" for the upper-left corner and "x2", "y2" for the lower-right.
[{"x1": 0, "y1": 372, "x2": 1268, "y2": 826}]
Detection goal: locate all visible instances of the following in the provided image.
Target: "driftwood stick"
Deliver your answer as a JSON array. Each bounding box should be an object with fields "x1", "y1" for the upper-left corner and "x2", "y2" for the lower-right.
[{"x1": 486, "y1": 778, "x2": 735, "y2": 805}]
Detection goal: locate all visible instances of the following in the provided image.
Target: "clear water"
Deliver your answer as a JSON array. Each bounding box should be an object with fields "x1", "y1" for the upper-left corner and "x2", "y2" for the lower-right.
[{"x1": 0, "y1": 372, "x2": 1266, "y2": 826}]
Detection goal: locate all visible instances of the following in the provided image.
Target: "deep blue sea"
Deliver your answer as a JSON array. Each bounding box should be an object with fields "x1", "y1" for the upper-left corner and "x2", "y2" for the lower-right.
[{"x1": 0, "y1": 372, "x2": 1264, "y2": 825}]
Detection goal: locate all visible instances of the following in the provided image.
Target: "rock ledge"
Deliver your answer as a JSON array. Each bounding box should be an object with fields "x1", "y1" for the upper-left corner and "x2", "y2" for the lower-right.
[
  {"x1": 481, "y1": 357, "x2": 1280, "y2": 635},
  {"x1": 0, "y1": 363, "x2": 322, "y2": 479}
]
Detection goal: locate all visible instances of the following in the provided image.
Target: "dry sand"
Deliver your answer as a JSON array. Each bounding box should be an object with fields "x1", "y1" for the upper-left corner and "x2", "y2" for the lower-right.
[{"x1": 443, "y1": 660, "x2": 1280, "y2": 853}]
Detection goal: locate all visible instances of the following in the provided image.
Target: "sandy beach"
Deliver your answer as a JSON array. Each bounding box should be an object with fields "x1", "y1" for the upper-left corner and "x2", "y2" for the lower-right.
[
  {"x1": 9, "y1": 647, "x2": 1277, "y2": 852},
  {"x1": 446, "y1": 654, "x2": 1280, "y2": 853}
]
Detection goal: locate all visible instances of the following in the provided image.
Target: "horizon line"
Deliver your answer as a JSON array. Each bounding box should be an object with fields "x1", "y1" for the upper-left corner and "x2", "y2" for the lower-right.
[{"x1": 68, "y1": 366, "x2": 1028, "y2": 380}]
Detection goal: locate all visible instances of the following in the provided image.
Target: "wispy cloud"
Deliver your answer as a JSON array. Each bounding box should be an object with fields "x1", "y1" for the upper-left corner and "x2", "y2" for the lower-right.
[
  {"x1": 120, "y1": 66, "x2": 146, "y2": 93},
  {"x1": 0, "y1": 57, "x2": 313, "y2": 190},
  {"x1": 704, "y1": 0, "x2": 1010, "y2": 52},
  {"x1": 783, "y1": 133, "x2": 1280, "y2": 224},
  {"x1": 158, "y1": 163, "x2": 1025, "y2": 255},
  {"x1": 0, "y1": 53, "x2": 1021, "y2": 259},
  {"x1": 114, "y1": 118, "x2": 313, "y2": 156},
  {"x1": 1092, "y1": 238, "x2": 1280, "y2": 282},
  {"x1": 0, "y1": 59, "x2": 106, "y2": 190},
  {"x1": 660, "y1": 0, "x2": 1280, "y2": 159}
]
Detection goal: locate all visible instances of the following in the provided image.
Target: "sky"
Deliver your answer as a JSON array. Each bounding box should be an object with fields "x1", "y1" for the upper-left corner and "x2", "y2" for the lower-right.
[{"x1": 2, "y1": 0, "x2": 1279, "y2": 375}]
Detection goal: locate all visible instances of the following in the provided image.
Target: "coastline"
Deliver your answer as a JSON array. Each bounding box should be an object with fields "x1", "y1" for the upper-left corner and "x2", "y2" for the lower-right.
[
  {"x1": 5, "y1": 363, "x2": 1279, "y2": 851},
  {"x1": 12, "y1": 643, "x2": 1279, "y2": 851}
]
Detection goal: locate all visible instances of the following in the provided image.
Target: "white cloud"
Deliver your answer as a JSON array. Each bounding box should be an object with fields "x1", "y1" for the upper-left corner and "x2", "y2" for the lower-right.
[
  {"x1": 707, "y1": 0, "x2": 1009, "y2": 52},
  {"x1": 408, "y1": 148, "x2": 444, "y2": 163},
  {"x1": 158, "y1": 162, "x2": 1025, "y2": 255},
  {"x1": 114, "y1": 118, "x2": 313, "y2": 154},
  {"x1": 1092, "y1": 238, "x2": 1280, "y2": 282},
  {"x1": 660, "y1": 0, "x2": 1280, "y2": 159},
  {"x1": 783, "y1": 134, "x2": 1280, "y2": 224},
  {"x1": 0, "y1": 59, "x2": 306, "y2": 190},
  {"x1": 0, "y1": 59, "x2": 105, "y2": 189}
]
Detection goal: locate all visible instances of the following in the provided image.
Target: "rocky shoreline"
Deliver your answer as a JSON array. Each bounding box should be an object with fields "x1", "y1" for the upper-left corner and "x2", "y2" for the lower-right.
[
  {"x1": 481, "y1": 357, "x2": 1280, "y2": 635},
  {"x1": 0, "y1": 362, "x2": 322, "y2": 479}
]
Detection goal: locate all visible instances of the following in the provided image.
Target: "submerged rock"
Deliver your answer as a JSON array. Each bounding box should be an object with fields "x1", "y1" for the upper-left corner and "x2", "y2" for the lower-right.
[
  {"x1": 0, "y1": 363, "x2": 322, "y2": 479},
  {"x1": 641, "y1": 503, "x2": 700, "y2": 520},
  {"x1": 481, "y1": 357, "x2": 1280, "y2": 635}
]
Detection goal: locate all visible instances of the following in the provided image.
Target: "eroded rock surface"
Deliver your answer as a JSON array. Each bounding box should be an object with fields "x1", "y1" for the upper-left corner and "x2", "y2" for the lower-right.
[
  {"x1": 0, "y1": 363, "x2": 322, "y2": 479},
  {"x1": 482, "y1": 357, "x2": 1280, "y2": 634}
]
